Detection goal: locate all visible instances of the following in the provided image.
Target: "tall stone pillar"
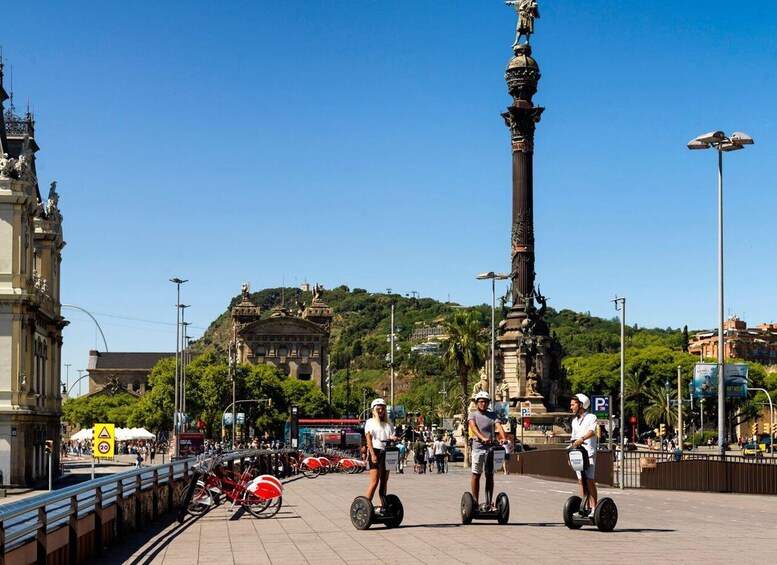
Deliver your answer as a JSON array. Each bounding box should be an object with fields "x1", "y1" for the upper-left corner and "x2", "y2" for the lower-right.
[{"x1": 496, "y1": 21, "x2": 566, "y2": 420}]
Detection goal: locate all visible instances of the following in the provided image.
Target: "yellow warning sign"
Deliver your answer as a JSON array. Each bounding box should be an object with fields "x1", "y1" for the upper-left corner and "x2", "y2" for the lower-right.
[{"x1": 93, "y1": 423, "x2": 115, "y2": 458}]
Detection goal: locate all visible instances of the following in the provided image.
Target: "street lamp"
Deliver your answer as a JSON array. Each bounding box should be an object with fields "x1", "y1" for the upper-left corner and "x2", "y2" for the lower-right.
[
  {"x1": 611, "y1": 295, "x2": 625, "y2": 490},
  {"x1": 665, "y1": 380, "x2": 671, "y2": 441},
  {"x1": 169, "y1": 277, "x2": 188, "y2": 459},
  {"x1": 688, "y1": 130, "x2": 754, "y2": 455},
  {"x1": 477, "y1": 271, "x2": 510, "y2": 406}
]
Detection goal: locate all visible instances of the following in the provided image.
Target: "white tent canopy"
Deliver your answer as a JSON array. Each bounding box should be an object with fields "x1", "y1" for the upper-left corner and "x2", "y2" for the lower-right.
[
  {"x1": 70, "y1": 428, "x2": 92, "y2": 441},
  {"x1": 69, "y1": 427, "x2": 156, "y2": 442}
]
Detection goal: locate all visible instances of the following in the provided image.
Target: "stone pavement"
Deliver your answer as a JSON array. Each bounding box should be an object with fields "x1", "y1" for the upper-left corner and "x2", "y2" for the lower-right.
[{"x1": 97, "y1": 466, "x2": 771, "y2": 565}]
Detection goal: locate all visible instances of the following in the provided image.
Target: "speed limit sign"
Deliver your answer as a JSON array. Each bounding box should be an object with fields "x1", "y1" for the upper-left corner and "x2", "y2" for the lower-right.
[{"x1": 97, "y1": 441, "x2": 111, "y2": 455}]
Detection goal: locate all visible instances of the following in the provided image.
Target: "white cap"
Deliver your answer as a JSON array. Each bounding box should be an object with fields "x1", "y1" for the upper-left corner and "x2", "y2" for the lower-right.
[
  {"x1": 474, "y1": 391, "x2": 490, "y2": 401},
  {"x1": 371, "y1": 398, "x2": 387, "y2": 409}
]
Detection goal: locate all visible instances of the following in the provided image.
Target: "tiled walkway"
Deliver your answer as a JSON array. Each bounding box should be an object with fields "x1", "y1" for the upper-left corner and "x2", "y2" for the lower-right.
[{"x1": 101, "y1": 466, "x2": 773, "y2": 564}]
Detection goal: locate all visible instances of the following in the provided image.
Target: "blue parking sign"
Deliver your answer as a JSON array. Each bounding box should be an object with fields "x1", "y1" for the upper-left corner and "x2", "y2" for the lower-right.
[{"x1": 591, "y1": 395, "x2": 610, "y2": 421}]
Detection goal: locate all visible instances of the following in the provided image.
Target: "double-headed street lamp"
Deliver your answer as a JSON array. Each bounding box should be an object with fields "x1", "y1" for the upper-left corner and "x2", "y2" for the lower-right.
[
  {"x1": 687, "y1": 131, "x2": 754, "y2": 455},
  {"x1": 476, "y1": 272, "x2": 510, "y2": 406}
]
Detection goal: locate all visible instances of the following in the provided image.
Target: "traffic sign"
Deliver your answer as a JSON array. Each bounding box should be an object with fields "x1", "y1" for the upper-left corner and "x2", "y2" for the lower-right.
[
  {"x1": 520, "y1": 401, "x2": 531, "y2": 418},
  {"x1": 93, "y1": 423, "x2": 115, "y2": 458},
  {"x1": 592, "y1": 395, "x2": 610, "y2": 421}
]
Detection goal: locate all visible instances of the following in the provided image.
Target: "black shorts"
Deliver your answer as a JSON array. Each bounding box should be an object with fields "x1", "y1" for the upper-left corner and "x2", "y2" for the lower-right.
[{"x1": 369, "y1": 449, "x2": 383, "y2": 470}]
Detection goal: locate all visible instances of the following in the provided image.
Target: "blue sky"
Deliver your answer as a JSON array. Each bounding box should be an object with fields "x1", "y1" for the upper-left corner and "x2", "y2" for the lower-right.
[{"x1": 3, "y1": 1, "x2": 775, "y2": 395}]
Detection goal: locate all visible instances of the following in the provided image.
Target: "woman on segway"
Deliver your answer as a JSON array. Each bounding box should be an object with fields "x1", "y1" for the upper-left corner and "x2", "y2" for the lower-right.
[
  {"x1": 570, "y1": 393, "x2": 598, "y2": 510},
  {"x1": 364, "y1": 398, "x2": 398, "y2": 509},
  {"x1": 468, "y1": 391, "x2": 506, "y2": 510}
]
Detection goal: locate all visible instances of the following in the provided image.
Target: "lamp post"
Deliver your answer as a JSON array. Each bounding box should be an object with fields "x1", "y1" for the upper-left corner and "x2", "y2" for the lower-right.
[
  {"x1": 169, "y1": 277, "x2": 187, "y2": 458},
  {"x1": 665, "y1": 380, "x2": 671, "y2": 444},
  {"x1": 749, "y1": 388, "x2": 774, "y2": 456},
  {"x1": 477, "y1": 272, "x2": 510, "y2": 406},
  {"x1": 64, "y1": 364, "x2": 71, "y2": 396},
  {"x1": 688, "y1": 130, "x2": 754, "y2": 455},
  {"x1": 611, "y1": 295, "x2": 625, "y2": 489}
]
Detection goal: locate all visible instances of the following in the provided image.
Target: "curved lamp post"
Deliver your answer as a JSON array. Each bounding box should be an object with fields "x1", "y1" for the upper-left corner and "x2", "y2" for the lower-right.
[{"x1": 687, "y1": 130, "x2": 754, "y2": 455}]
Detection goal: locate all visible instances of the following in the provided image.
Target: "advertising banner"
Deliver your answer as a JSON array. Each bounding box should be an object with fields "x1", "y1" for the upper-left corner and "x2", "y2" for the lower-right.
[
  {"x1": 493, "y1": 401, "x2": 510, "y2": 422},
  {"x1": 692, "y1": 363, "x2": 749, "y2": 399}
]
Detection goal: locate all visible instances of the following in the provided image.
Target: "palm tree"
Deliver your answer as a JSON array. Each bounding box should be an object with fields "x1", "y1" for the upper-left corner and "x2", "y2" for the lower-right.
[
  {"x1": 624, "y1": 372, "x2": 650, "y2": 422},
  {"x1": 643, "y1": 385, "x2": 677, "y2": 428},
  {"x1": 441, "y1": 310, "x2": 488, "y2": 424}
]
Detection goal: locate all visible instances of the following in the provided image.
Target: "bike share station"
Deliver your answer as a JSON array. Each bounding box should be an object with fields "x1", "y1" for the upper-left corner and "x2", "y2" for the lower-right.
[
  {"x1": 350, "y1": 443, "x2": 404, "y2": 529},
  {"x1": 460, "y1": 442, "x2": 510, "y2": 525}
]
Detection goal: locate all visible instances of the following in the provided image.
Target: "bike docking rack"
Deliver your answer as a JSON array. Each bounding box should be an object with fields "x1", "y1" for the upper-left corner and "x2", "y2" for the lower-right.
[{"x1": 178, "y1": 449, "x2": 294, "y2": 523}]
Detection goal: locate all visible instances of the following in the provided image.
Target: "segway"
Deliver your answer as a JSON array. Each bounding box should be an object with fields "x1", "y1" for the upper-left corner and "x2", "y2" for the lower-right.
[
  {"x1": 562, "y1": 445, "x2": 618, "y2": 532},
  {"x1": 460, "y1": 442, "x2": 510, "y2": 525},
  {"x1": 350, "y1": 443, "x2": 404, "y2": 530}
]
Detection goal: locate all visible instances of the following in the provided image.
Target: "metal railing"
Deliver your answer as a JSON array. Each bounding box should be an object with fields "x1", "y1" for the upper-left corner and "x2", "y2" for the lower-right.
[
  {"x1": 618, "y1": 449, "x2": 777, "y2": 494},
  {"x1": 0, "y1": 449, "x2": 296, "y2": 563}
]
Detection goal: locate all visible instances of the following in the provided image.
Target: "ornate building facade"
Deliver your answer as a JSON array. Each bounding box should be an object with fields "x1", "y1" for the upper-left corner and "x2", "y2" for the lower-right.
[
  {"x1": 232, "y1": 283, "x2": 332, "y2": 391},
  {"x1": 86, "y1": 351, "x2": 174, "y2": 396},
  {"x1": 0, "y1": 61, "x2": 67, "y2": 486}
]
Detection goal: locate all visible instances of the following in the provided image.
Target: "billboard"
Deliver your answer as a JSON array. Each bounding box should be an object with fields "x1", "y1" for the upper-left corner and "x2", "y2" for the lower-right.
[{"x1": 692, "y1": 363, "x2": 749, "y2": 399}]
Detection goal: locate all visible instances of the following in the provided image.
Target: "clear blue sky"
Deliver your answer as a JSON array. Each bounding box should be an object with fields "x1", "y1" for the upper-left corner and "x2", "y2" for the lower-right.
[{"x1": 3, "y1": 1, "x2": 775, "y2": 395}]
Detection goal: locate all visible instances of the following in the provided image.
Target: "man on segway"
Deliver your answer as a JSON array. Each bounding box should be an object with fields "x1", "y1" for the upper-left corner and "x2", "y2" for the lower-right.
[
  {"x1": 570, "y1": 393, "x2": 598, "y2": 510},
  {"x1": 468, "y1": 391, "x2": 506, "y2": 510}
]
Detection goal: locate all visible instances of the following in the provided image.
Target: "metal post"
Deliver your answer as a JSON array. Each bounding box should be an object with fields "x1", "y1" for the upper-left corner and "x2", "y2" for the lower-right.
[
  {"x1": 749, "y1": 388, "x2": 774, "y2": 456},
  {"x1": 490, "y1": 277, "x2": 496, "y2": 403},
  {"x1": 170, "y1": 278, "x2": 187, "y2": 459},
  {"x1": 677, "y1": 366, "x2": 683, "y2": 442},
  {"x1": 716, "y1": 146, "x2": 726, "y2": 455},
  {"x1": 390, "y1": 304, "x2": 395, "y2": 422},
  {"x1": 48, "y1": 450, "x2": 52, "y2": 491},
  {"x1": 612, "y1": 296, "x2": 626, "y2": 489}
]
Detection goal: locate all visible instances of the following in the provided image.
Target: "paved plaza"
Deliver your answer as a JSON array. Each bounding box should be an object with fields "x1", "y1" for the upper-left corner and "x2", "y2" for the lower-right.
[{"x1": 97, "y1": 465, "x2": 772, "y2": 565}]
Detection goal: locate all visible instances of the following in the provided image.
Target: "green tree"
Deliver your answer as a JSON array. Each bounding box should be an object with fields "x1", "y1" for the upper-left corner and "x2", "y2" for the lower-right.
[
  {"x1": 281, "y1": 379, "x2": 329, "y2": 419},
  {"x1": 127, "y1": 357, "x2": 176, "y2": 431},
  {"x1": 642, "y1": 384, "x2": 676, "y2": 427},
  {"x1": 441, "y1": 311, "x2": 488, "y2": 421}
]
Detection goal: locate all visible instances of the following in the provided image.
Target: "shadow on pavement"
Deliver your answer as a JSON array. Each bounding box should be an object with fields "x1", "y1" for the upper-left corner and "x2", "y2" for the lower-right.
[{"x1": 90, "y1": 514, "x2": 201, "y2": 565}]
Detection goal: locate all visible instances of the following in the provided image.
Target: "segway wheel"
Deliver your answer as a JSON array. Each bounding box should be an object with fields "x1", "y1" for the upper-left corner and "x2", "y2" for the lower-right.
[
  {"x1": 350, "y1": 496, "x2": 374, "y2": 530},
  {"x1": 460, "y1": 492, "x2": 475, "y2": 525},
  {"x1": 384, "y1": 494, "x2": 404, "y2": 528},
  {"x1": 594, "y1": 497, "x2": 618, "y2": 532},
  {"x1": 563, "y1": 496, "x2": 583, "y2": 529},
  {"x1": 496, "y1": 492, "x2": 510, "y2": 525}
]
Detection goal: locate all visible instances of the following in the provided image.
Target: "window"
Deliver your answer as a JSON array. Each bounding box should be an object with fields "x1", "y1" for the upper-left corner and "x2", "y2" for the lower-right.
[{"x1": 255, "y1": 346, "x2": 266, "y2": 357}]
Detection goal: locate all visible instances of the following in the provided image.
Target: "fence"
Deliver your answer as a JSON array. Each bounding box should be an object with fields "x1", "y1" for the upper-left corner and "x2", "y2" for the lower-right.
[
  {"x1": 0, "y1": 449, "x2": 293, "y2": 565},
  {"x1": 509, "y1": 447, "x2": 777, "y2": 495},
  {"x1": 619, "y1": 450, "x2": 777, "y2": 494}
]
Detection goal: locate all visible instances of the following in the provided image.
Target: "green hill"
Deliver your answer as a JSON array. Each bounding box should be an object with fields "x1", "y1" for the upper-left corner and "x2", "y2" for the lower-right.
[{"x1": 196, "y1": 285, "x2": 685, "y2": 415}]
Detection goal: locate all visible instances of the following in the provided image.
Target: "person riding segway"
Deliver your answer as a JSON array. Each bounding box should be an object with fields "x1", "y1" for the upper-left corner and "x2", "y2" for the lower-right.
[
  {"x1": 350, "y1": 398, "x2": 404, "y2": 529},
  {"x1": 461, "y1": 391, "x2": 510, "y2": 524},
  {"x1": 563, "y1": 393, "x2": 618, "y2": 531}
]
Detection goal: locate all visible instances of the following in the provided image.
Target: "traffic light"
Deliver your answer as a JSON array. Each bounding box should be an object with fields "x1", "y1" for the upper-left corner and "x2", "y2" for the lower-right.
[
  {"x1": 659, "y1": 424, "x2": 666, "y2": 437},
  {"x1": 44, "y1": 440, "x2": 54, "y2": 454},
  {"x1": 765, "y1": 423, "x2": 772, "y2": 435},
  {"x1": 751, "y1": 422, "x2": 759, "y2": 436}
]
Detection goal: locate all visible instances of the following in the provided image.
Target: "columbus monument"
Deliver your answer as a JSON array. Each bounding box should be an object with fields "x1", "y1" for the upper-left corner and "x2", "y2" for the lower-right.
[{"x1": 497, "y1": 1, "x2": 567, "y2": 419}]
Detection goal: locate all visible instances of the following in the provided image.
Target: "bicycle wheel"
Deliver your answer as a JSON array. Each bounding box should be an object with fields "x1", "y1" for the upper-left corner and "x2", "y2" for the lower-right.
[
  {"x1": 186, "y1": 480, "x2": 214, "y2": 516},
  {"x1": 245, "y1": 496, "x2": 282, "y2": 518},
  {"x1": 301, "y1": 463, "x2": 320, "y2": 479}
]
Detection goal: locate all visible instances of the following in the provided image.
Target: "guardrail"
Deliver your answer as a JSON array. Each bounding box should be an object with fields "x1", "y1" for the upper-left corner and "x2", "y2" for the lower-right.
[{"x1": 0, "y1": 449, "x2": 295, "y2": 564}]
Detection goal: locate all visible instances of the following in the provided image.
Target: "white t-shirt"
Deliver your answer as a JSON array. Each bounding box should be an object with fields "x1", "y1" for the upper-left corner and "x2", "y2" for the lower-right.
[
  {"x1": 571, "y1": 411, "x2": 598, "y2": 460},
  {"x1": 364, "y1": 419, "x2": 394, "y2": 449},
  {"x1": 433, "y1": 440, "x2": 447, "y2": 455}
]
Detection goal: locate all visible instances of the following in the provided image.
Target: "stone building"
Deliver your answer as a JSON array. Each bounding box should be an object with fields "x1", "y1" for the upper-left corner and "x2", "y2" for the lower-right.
[
  {"x1": 85, "y1": 351, "x2": 174, "y2": 396},
  {"x1": 688, "y1": 317, "x2": 777, "y2": 367},
  {"x1": 232, "y1": 283, "x2": 332, "y2": 391},
  {"x1": 0, "y1": 62, "x2": 67, "y2": 486}
]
